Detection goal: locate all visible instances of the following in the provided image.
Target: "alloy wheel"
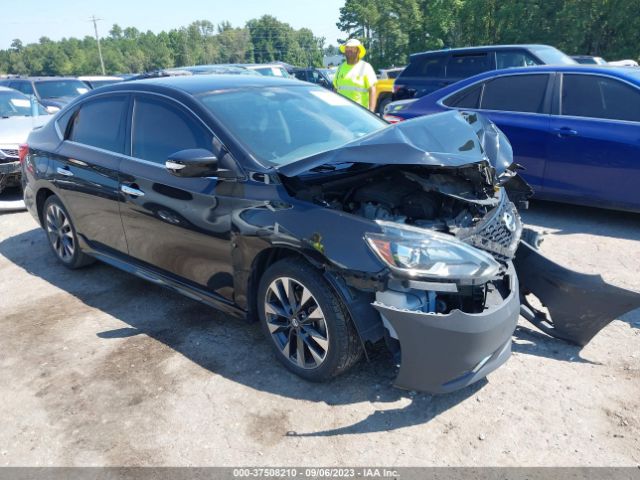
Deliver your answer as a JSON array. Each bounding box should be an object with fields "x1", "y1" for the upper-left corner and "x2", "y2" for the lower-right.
[
  {"x1": 45, "y1": 203, "x2": 75, "y2": 262},
  {"x1": 264, "y1": 276, "x2": 329, "y2": 369}
]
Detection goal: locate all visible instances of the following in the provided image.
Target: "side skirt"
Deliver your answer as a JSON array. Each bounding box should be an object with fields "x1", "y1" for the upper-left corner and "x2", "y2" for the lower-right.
[{"x1": 79, "y1": 236, "x2": 246, "y2": 319}]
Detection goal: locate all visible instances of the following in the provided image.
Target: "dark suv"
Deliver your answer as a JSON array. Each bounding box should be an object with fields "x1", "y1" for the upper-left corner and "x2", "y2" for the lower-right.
[{"x1": 393, "y1": 44, "x2": 575, "y2": 101}]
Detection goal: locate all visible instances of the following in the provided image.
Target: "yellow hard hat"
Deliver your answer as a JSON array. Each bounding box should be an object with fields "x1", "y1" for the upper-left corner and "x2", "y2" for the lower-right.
[{"x1": 339, "y1": 38, "x2": 366, "y2": 59}]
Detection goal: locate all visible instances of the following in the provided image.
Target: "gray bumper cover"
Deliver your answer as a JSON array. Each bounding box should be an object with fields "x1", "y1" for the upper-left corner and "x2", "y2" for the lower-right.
[{"x1": 373, "y1": 265, "x2": 520, "y2": 394}]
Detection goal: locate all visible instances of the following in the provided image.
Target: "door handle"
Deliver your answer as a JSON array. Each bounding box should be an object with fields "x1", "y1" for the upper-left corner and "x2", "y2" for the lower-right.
[
  {"x1": 56, "y1": 166, "x2": 74, "y2": 177},
  {"x1": 120, "y1": 184, "x2": 145, "y2": 197},
  {"x1": 553, "y1": 127, "x2": 578, "y2": 137}
]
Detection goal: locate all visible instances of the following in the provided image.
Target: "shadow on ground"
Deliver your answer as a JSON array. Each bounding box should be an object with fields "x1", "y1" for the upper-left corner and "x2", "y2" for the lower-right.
[
  {"x1": 0, "y1": 227, "x2": 488, "y2": 436},
  {"x1": 522, "y1": 199, "x2": 640, "y2": 242}
]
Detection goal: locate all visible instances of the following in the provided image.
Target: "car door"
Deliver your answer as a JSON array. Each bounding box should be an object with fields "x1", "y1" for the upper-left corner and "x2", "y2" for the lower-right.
[
  {"x1": 443, "y1": 73, "x2": 553, "y2": 192},
  {"x1": 52, "y1": 93, "x2": 130, "y2": 253},
  {"x1": 118, "y1": 93, "x2": 236, "y2": 300},
  {"x1": 546, "y1": 73, "x2": 640, "y2": 209}
]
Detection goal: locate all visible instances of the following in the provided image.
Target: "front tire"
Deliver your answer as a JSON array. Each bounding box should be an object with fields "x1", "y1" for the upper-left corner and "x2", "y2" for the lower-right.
[
  {"x1": 257, "y1": 258, "x2": 362, "y2": 382},
  {"x1": 43, "y1": 195, "x2": 94, "y2": 269}
]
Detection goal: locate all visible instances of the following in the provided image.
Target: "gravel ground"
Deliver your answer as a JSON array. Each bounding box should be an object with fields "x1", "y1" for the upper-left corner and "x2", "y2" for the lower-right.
[{"x1": 0, "y1": 190, "x2": 638, "y2": 467}]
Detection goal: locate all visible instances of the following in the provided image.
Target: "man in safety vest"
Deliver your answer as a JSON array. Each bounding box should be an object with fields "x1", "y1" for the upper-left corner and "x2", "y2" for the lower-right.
[{"x1": 333, "y1": 39, "x2": 377, "y2": 111}]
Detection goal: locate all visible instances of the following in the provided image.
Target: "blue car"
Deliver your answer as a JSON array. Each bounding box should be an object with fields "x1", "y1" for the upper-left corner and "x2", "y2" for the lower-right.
[{"x1": 385, "y1": 65, "x2": 640, "y2": 212}]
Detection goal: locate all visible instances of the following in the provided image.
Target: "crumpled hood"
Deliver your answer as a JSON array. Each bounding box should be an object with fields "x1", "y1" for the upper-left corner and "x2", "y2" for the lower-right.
[
  {"x1": 277, "y1": 110, "x2": 513, "y2": 177},
  {"x1": 0, "y1": 115, "x2": 51, "y2": 145}
]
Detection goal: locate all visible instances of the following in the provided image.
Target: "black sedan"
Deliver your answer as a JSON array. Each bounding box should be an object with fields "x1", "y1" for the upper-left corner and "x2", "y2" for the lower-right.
[{"x1": 21, "y1": 75, "x2": 640, "y2": 393}]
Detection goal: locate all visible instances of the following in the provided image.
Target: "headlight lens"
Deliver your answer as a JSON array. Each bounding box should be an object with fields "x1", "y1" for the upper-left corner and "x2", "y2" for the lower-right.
[{"x1": 365, "y1": 220, "x2": 500, "y2": 281}]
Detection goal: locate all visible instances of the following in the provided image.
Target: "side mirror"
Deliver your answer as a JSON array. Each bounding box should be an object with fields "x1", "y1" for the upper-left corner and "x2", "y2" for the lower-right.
[{"x1": 166, "y1": 148, "x2": 218, "y2": 177}]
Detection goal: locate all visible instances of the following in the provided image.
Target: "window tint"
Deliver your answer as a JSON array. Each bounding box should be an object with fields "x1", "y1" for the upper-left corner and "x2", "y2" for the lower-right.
[
  {"x1": 562, "y1": 74, "x2": 640, "y2": 122},
  {"x1": 11, "y1": 81, "x2": 34, "y2": 95},
  {"x1": 402, "y1": 55, "x2": 447, "y2": 78},
  {"x1": 446, "y1": 54, "x2": 490, "y2": 79},
  {"x1": 68, "y1": 95, "x2": 127, "y2": 153},
  {"x1": 293, "y1": 70, "x2": 307, "y2": 81},
  {"x1": 481, "y1": 74, "x2": 549, "y2": 113},
  {"x1": 132, "y1": 96, "x2": 212, "y2": 164},
  {"x1": 496, "y1": 51, "x2": 539, "y2": 69},
  {"x1": 444, "y1": 83, "x2": 482, "y2": 108}
]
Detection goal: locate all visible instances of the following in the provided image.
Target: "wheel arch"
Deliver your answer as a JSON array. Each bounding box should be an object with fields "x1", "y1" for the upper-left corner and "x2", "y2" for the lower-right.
[
  {"x1": 35, "y1": 187, "x2": 56, "y2": 226},
  {"x1": 245, "y1": 245, "x2": 384, "y2": 354}
]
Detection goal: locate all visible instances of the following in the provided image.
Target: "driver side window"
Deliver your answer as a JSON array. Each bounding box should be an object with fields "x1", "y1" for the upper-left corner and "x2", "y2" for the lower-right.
[{"x1": 131, "y1": 96, "x2": 213, "y2": 164}]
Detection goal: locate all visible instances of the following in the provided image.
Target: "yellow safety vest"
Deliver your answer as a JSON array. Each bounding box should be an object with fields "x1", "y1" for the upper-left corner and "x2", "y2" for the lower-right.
[{"x1": 333, "y1": 61, "x2": 373, "y2": 108}]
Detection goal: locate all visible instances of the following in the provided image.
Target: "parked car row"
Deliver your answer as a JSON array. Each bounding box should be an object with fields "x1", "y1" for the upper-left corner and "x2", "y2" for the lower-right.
[
  {"x1": 384, "y1": 64, "x2": 640, "y2": 212},
  {"x1": 21, "y1": 74, "x2": 640, "y2": 394},
  {"x1": 0, "y1": 87, "x2": 50, "y2": 194}
]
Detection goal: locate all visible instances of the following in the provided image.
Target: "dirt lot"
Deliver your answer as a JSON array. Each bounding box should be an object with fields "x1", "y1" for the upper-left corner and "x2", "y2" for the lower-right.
[{"x1": 0, "y1": 192, "x2": 639, "y2": 467}]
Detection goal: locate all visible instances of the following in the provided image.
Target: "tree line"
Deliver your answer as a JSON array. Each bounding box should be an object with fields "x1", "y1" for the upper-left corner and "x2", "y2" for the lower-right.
[
  {"x1": 2, "y1": 1, "x2": 639, "y2": 76},
  {"x1": 338, "y1": 0, "x2": 640, "y2": 69},
  {"x1": 0, "y1": 16, "x2": 325, "y2": 76}
]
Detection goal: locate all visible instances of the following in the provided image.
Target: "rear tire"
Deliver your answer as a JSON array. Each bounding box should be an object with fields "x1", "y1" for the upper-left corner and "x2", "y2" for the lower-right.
[
  {"x1": 376, "y1": 95, "x2": 392, "y2": 115},
  {"x1": 43, "y1": 195, "x2": 94, "y2": 269},
  {"x1": 257, "y1": 258, "x2": 362, "y2": 382}
]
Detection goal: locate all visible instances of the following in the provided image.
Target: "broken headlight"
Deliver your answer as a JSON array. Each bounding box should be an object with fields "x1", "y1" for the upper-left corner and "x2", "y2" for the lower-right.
[{"x1": 365, "y1": 220, "x2": 500, "y2": 282}]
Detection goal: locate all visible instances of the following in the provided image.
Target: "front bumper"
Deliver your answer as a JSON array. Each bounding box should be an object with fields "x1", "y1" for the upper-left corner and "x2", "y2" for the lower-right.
[
  {"x1": 0, "y1": 160, "x2": 20, "y2": 175},
  {"x1": 373, "y1": 264, "x2": 520, "y2": 394}
]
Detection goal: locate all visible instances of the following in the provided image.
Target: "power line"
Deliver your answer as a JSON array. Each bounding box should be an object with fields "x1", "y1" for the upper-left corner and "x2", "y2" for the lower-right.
[{"x1": 89, "y1": 15, "x2": 106, "y2": 75}]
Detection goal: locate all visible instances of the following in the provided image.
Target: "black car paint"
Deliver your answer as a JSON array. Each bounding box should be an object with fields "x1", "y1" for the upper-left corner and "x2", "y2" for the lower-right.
[{"x1": 22, "y1": 76, "x2": 640, "y2": 393}]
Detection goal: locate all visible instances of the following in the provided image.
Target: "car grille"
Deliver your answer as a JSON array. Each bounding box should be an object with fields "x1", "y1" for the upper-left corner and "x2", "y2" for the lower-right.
[
  {"x1": 0, "y1": 148, "x2": 19, "y2": 161},
  {"x1": 456, "y1": 191, "x2": 522, "y2": 264}
]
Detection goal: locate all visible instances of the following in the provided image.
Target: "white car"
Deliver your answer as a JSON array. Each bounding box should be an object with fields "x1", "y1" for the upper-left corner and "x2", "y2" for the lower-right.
[
  {"x1": 0, "y1": 87, "x2": 51, "y2": 194},
  {"x1": 608, "y1": 59, "x2": 639, "y2": 67}
]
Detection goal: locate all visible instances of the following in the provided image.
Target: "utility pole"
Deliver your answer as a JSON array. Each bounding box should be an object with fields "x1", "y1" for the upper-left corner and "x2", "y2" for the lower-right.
[{"x1": 90, "y1": 15, "x2": 106, "y2": 75}]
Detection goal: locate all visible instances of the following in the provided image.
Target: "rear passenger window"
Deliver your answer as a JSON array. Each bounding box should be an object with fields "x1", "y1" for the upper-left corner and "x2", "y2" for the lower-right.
[
  {"x1": 496, "y1": 51, "x2": 539, "y2": 69},
  {"x1": 68, "y1": 95, "x2": 128, "y2": 153},
  {"x1": 446, "y1": 54, "x2": 490, "y2": 79},
  {"x1": 402, "y1": 55, "x2": 447, "y2": 77},
  {"x1": 481, "y1": 74, "x2": 549, "y2": 113},
  {"x1": 132, "y1": 96, "x2": 212, "y2": 164},
  {"x1": 444, "y1": 84, "x2": 482, "y2": 108},
  {"x1": 562, "y1": 74, "x2": 640, "y2": 122}
]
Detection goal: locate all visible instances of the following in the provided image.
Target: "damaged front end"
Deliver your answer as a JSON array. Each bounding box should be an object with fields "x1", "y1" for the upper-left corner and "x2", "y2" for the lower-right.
[{"x1": 278, "y1": 110, "x2": 640, "y2": 393}]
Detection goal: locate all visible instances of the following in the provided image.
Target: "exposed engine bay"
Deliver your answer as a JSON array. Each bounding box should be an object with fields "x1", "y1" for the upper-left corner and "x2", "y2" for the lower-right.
[
  {"x1": 274, "y1": 110, "x2": 640, "y2": 393},
  {"x1": 285, "y1": 162, "x2": 523, "y2": 268}
]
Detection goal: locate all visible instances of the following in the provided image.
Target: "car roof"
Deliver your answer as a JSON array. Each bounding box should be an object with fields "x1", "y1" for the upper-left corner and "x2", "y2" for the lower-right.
[
  {"x1": 77, "y1": 75, "x2": 123, "y2": 81},
  {"x1": 410, "y1": 44, "x2": 557, "y2": 58},
  {"x1": 98, "y1": 74, "x2": 305, "y2": 95},
  {"x1": 473, "y1": 64, "x2": 640, "y2": 82},
  {"x1": 7, "y1": 76, "x2": 83, "y2": 81}
]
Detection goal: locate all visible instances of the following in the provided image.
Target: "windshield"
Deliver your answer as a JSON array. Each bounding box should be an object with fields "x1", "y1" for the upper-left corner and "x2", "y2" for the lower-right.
[
  {"x1": 198, "y1": 86, "x2": 387, "y2": 166},
  {"x1": 319, "y1": 69, "x2": 336, "y2": 82},
  {"x1": 34, "y1": 80, "x2": 89, "y2": 99},
  {"x1": 0, "y1": 91, "x2": 48, "y2": 117},
  {"x1": 531, "y1": 47, "x2": 577, "y2": 65}
]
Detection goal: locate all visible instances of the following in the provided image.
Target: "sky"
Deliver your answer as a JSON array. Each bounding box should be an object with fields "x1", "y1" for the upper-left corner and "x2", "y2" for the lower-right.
[{"x1": 2, "y1": 0, "x2": 347, "y2": 49}]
